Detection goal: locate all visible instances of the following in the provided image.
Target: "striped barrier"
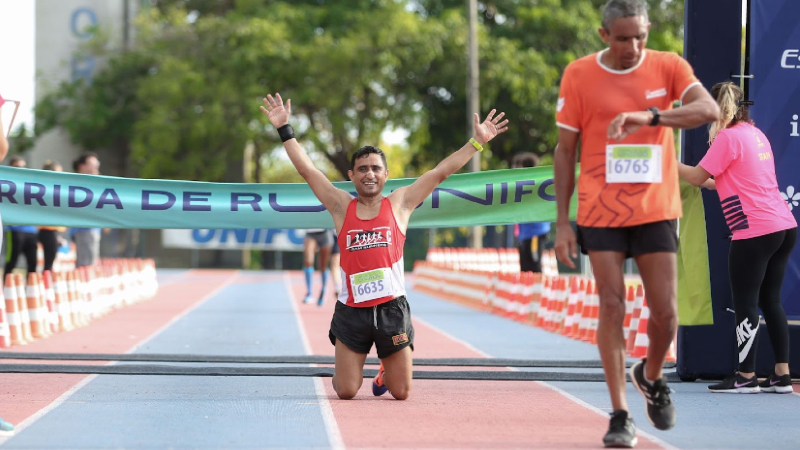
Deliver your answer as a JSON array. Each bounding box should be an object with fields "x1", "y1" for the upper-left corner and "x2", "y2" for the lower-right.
[
  {"x1": 0, "y1": 258, "x2": 159, "y2": 349},
  {"x1": 413, "y1": 248, "x2": 675, "y2": 360}
]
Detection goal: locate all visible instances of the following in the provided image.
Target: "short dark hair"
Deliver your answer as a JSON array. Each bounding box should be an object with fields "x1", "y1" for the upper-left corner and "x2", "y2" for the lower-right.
[
  {"x1": 602, "y1": 0, "x2": 649, "y2": 30},
  {"x1": 8, "y1": 155, "x2": 25, "y2": 167},
  {"x1": 73, "y1": 152, "x2": 98, "y2": 172},
  {"x1": 350, "y1": 146, "x2": 387, "y2": 171},
  {"x1": 511, "y1": 152, "x2": 540, "y2": 168}
]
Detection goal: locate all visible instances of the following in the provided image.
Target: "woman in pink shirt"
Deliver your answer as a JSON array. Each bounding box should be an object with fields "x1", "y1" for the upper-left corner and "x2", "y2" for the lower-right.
[{"x1": 679, "y1": 81, "x2": 797, "y2": 394}]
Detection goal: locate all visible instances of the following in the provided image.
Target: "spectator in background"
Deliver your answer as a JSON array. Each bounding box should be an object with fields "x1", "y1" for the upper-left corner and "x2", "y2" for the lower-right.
[
  {"x1": 39, "y1": 160, "x2": 68, "y2": 272},
  {"x1": 511, "y1": 152, "x2": 550, "y2": 273},
  {"x1": 71, "y1": 152, "x2": 102, "y2": 267},
  {"x1": 4, "y1": 154, "x2": 38, "y2": 277},
  {"x1": 7, "y1": 155, "x2": 24, "y2": 168}
]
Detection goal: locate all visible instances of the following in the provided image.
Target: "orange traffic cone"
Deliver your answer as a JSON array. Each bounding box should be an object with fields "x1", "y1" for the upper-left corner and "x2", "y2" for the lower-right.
[
  {"x1": 575, "y1": 279, "x2": 593, "y2": 341},
  {"x1": 26, "y1": 272, "x2": 47, "y2": 339},
  {"x1": 569, "y1": 277, "x2": 587, "y2": 339},
  {"x1": 631, "y1": 297, "x2": 650, "y2": 358},
  {"x1": 622, "y1": 285, "x2": 636, "y2": 342},
  {"x1": 42, "y1": 270, "x2": 60, "y2": 335},
  {"x1": 536, "y1": 276, "x2": 551, "y2": 329},
  {"x1": 14, "y1": 273, "x2": 34, "y2": 343},
  {"x1": 665, "y1": 338, "x2": 677, "y2": 363},
  {"x1": 0, "y1": 287, "x2": 10, "y2": 348},
  {"x1": 583, "y1": 281, "x2": 600, "y2": 344},
  {"x1": 5, "y1": 273, "x2": 26, "y2": 346},
  {"x1": 626, "y1": 285, "x2": 645, "y2": 356},
  {"x1": 53, "y1": 271, "x2": 74, "y2": 332},
  {"x1": 562, "y1": 276, "x2": 581, "y2": 336}
]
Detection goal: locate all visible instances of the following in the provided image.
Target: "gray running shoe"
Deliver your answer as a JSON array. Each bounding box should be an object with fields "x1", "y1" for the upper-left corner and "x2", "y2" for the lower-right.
[
  {"x1": 630, "y1": 358, "x2": 676, "y2": 431},
  {"x1": 603, "y1": 410, "x2": 638, "y2": 448}
]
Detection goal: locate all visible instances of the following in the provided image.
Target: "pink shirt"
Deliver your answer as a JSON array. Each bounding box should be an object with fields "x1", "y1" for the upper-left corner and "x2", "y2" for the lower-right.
[{"x1": 699, "y1": 122, "x2": 797, "y2": 240}]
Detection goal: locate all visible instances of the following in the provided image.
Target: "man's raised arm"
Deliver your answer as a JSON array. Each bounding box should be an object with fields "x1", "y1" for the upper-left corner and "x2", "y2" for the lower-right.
[
  {"x1": 396, "y1": 109, "x2": 509, "y2": 213},
  {"x1": 261, "y1": 93, "x2": 351, "y2": 218}
]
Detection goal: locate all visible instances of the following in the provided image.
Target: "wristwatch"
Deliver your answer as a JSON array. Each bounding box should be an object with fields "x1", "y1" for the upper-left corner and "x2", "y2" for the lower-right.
[{"x1": 648, "y1": 107, "x2": 660, "y2": 126}]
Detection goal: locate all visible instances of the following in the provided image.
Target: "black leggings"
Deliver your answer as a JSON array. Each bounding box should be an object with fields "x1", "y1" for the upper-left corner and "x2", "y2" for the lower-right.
[
  {"x1": 4, "y1": 230, "x2": 38, "y2": 276},
  {"x1": 38, "y1": 229, "x2": 60, "y2": 272},
  {"x1": 729, "y1": 227, "x2": 797, "y2": 373}
]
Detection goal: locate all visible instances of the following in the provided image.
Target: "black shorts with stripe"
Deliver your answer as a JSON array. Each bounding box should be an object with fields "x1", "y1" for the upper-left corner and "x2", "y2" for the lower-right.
[{"x1": 328, "y1": 296, "x2": 414, "y2": 359}]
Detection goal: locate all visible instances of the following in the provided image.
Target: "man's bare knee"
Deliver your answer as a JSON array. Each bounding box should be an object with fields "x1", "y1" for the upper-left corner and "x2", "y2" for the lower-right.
[
  {"x1": 334, "y1": 385, "x2": 359, "y2": 400},
  {"x1": 390, "y1": 385, "x2": 411, "y2": 400},
  {"x1": 598, "y1": 290, "x2": 626, "y2": 322},
  {"x1": 648, "y1": 302, "x2": 677, "y2": 327}
]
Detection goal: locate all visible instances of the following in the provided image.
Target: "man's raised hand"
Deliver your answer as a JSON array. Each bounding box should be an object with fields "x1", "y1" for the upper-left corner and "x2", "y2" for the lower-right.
[
  {"x1": 260, "y1": 93, "x2": 292, "y2": 128},
  {"x1": 473, "y1": 109, "x2": 509, "y2": 145}
]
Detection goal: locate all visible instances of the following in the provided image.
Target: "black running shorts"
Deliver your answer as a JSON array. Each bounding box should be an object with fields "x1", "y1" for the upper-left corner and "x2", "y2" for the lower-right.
[
  {"x1": 329, "y1": 296, "x2": 415, "y2": 359},
  {"x1": 576, "y1": 219, "x2": 678, "y2": 258}
]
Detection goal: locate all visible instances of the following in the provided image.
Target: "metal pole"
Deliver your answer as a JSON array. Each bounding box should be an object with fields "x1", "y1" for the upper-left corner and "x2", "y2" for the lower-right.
[
  {"x1": 467, "y1": 0, "x2": 482, "y2": 249},
  {"x1": 123, "y1": 0, "x2": 130, "y2": 51}
]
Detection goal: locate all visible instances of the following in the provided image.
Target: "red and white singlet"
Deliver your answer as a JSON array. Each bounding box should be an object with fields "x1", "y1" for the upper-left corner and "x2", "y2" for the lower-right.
[{"x1": 337, "y1": 197, "x2": 406, "y2": 307}]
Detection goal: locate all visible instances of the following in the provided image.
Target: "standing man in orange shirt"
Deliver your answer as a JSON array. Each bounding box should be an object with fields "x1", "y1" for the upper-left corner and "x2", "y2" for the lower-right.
[{"x1": 553, "y1": 0, "x2": 719, "y2": 447}]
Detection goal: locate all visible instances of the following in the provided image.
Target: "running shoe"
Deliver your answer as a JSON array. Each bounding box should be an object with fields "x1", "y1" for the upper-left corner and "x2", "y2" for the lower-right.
[
  {"x1": 758, "y1": 373, "x2": 793, "y2": 394},
  {"x1": 372, "y1": 362, "x2": 388, "y2": 396},
  {"x1": 302, "y1": 293, "x2": 313, "y2": 304},
  {"x1": 603, "y1": 410, "x2": 637, "y2": 448},
  {"x1": 317, "y1": 295, "x2": 325, "y2": 307},
  {"x1": 708, "y1": 373, "x2": 760, "y2": 394},
  {"x1": 0, "y1": 416, "x2": 15, "y2": 437},
  {"x1": 630, "y1": 358, "x2": 676, "y2": 430}
]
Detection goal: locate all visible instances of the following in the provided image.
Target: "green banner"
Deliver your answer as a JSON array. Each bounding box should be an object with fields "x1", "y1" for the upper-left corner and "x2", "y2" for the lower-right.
[
  {"x1": 677, "y1": 179, "x2": 714, "y2": 326},
  {"x1": 0, "y1": 166, "x2": 576, "y2": 229}
]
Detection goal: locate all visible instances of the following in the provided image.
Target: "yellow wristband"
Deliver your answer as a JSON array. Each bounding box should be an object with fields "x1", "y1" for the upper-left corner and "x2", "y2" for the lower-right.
[{"x1": 469, "y1": 137, "x2": 483, "y2": 152}]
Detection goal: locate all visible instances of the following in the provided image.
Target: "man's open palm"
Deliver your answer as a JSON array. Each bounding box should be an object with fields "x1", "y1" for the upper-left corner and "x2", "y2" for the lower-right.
[
  {"x1": 474, "y1": 109, "x2": 509, "y2": 144},
  {"x1": 261, "y1": 93, "x2": 292, "y2": 128}
]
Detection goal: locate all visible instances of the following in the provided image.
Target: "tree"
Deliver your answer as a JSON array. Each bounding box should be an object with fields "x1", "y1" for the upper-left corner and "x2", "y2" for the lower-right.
[{"x1": 34, "y1": 0, "x2": 685, "y2": 181}]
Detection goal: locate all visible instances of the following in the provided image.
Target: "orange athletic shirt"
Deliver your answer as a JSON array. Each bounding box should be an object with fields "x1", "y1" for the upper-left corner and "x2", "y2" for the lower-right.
[{"x1": 556, "y1": 49, "x2": 700, "y2": 228}]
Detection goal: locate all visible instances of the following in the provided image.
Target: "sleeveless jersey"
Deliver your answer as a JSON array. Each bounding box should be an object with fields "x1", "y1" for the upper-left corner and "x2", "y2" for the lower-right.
[{"x1": 337, "y1": 197, "x2": 406, "y2": 307}]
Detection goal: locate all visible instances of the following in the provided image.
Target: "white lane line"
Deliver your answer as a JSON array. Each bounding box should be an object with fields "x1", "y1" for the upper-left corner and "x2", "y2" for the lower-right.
[
  {"x1": 0, "y1": 270, "x2": 240, "y2": 446},
  {"x1": 412, "y1": 314, "x2": 681, "y2": 450},
  {"x1": 284, "y1": 272, "x2": 345, "y2": 450}
]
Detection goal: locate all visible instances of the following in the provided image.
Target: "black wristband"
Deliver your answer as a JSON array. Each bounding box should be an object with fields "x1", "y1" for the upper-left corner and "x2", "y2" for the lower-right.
[
  {"x1": 277, "y1": 124, "x2": 295, "y2": 142},
  {"x1": 647, "y1": 107, "x2": 660, "y2": 126}
]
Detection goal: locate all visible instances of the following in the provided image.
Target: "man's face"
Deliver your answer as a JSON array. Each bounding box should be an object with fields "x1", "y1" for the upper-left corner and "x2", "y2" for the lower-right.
[
  {"x1": 599, "y1": 15, "x2": 650, "y2": 69},
  {"x1": 348, "y1": 153, "x2": 387, "y2": 198},
  {"x1": 79, "y1": 156, "x2": 100, "y2": 175}
]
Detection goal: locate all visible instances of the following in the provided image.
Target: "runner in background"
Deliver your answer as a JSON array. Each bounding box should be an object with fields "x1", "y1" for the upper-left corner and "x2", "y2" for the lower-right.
[
  {"x1": 330, "y1": 234, "x2": 342, "y2": 297},
  {"x1": 301, "y1": 228, "x2": 334, "y2": 306}
]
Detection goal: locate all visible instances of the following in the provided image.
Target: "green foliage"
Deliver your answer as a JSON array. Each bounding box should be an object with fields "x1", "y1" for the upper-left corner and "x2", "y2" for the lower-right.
[
  {"x1": 34, "y1": 0, "x2": 685, "y2": 182},
  {"x1": 7, "y1": 124, "x2": 36, "y2": 155}
]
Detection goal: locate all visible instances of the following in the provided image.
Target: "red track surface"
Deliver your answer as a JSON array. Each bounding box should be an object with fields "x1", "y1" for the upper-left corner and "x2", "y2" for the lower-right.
[{"x1": 289, "y1": 274, "x2": 666, "y2": 449}]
